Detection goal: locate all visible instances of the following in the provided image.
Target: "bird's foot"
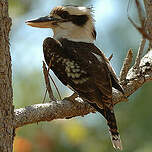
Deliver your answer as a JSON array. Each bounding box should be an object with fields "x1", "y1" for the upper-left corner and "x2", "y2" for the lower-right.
[{"x1": 63, "y1": 93, "x2": 78, "y2": 102}]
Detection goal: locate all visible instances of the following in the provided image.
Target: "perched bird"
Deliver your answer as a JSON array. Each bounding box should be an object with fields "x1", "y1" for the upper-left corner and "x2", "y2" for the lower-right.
[{"x1": 26, "y1": 5, "x2": 124, "y2": 150}]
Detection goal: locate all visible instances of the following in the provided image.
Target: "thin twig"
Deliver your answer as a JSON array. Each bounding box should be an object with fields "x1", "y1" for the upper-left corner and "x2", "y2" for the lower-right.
[
  {"x1": 108, "y1": 53, "x2": 113, "y2": 61},
  {"x1": 127, "y1": 0, "x2": 152, "y2": 41},
  {"x1": 127, "y1": 0, "x2": 132, "y2": 14},
  {"x1": 119, "y1": 49, "x2": 133, "y2": 81},
  {"x1": 42, "y1": 89, "x2": 47, "y2": 103},
  {"x1": 127, "y1": 1, "x2": 147, "y2": 73},
  {"x1": 135, "y1": 0, "x2": 145, "y2": 27},
  {"x1": 133, "y1": 38, "x2": 146, "y2": 71},
  {"x1": 48, "y1": 73, "x2": 62, "y2": 100},
  {"x1": 43, "y1": 61, "x2": 55, "y2": 101},
  {"x1": 128, "y1": 16, "x2": 151, "y2": 40}
]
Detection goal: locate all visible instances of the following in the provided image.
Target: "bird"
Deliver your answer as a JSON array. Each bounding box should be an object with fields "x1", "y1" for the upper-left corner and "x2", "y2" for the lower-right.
[{"x1": 26, "y1": 5, "x2": 124, "y2": 150}]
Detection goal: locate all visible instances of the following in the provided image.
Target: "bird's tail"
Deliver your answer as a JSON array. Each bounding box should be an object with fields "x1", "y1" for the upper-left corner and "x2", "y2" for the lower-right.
[
  {"x1": 88, "y1": 102, "x2": 123, "y2": 150},
  {"x1": 105, "y1": 107, "x2": 123, "y2": 150},
  {"x1": 109, "y1": 130, "x2": 122, "y2": 150}
]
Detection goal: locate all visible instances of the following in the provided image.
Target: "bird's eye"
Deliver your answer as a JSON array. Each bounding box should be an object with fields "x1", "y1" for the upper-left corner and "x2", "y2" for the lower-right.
[{"x1": 60, "y1": 11, "x2": 69, "y2": 19}]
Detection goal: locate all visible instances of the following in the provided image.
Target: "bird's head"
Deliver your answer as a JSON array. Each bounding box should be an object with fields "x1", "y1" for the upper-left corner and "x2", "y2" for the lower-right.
[{"x1": 26, "y1": 5, "x2": 96, "y2": 43}]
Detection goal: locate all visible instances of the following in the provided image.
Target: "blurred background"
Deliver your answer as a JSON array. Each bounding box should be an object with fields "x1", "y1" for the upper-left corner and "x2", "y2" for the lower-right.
[{"x1": 9, "y1": 0, "x2": 152, "y2": 152}]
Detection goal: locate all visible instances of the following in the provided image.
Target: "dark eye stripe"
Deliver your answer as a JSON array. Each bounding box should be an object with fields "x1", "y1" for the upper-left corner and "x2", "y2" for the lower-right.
[
  {"x1": 56, "y1": 10, "x2": 70, "y2": 19},
  {"x1": 53, "y1": 9, "x2": 89, "y2": 26},
  {"x1": 71, "y1": 15, "x2": 89, "y2": 26}
]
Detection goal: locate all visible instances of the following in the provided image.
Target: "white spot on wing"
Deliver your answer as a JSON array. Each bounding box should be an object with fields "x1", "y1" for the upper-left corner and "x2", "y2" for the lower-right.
[
  {"x1": 92, "y1": 52, "x2": 102, "y2": 62},
  {"x1": 73, "y1": 77, "x2": 89, "y2": 84}
]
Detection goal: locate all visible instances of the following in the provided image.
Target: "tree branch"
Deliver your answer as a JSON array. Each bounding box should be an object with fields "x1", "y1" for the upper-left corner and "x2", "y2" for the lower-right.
[
  {"x1": 119, "y1": 49, "x2": 133, "y2": 81},
  {"x1": 14, "y1": 49, "x2": 152, "y2": 129},
  {"x1": 14, "y1": 99, "x2": 95, "y2": 128},
  {"x1": 133, "y1": 38, "x2": 146, "y2": 72}
]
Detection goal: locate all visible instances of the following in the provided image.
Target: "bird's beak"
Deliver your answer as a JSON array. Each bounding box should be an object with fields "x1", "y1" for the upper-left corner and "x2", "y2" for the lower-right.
[{"x1": 26, "y1": 16, "x2": 59, "y2": 28}]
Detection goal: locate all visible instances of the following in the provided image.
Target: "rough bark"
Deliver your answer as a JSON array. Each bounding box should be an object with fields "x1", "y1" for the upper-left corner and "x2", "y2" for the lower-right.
[
  {"x1": 0, "y1": 0, "x2": 14, "y2": 152},
  {"x1": 144, "y1": 0, "x2": 152, "y2": 48}
]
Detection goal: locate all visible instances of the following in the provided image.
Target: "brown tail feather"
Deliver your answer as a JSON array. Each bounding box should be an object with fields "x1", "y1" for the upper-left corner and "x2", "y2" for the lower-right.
[{"x1": 88, "y1": 102, "x2": 123, "y2": 150}]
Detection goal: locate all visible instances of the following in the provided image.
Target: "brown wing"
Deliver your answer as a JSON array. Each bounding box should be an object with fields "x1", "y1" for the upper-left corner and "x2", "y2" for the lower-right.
[
  {"x1": 82, "y1": 55, "x2": 112, "y2": 98},
  {"x1": 60, "y1": 39, "x2": 113, "y2": 100},
  {"x1": 90, "y1": 45, "x2": 124, "y2": 94}
]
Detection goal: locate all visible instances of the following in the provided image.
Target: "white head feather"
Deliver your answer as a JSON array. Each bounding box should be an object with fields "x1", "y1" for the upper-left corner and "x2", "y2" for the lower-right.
[{"x1": 51, "y1": 6, "x2": 96, "y2": 43}]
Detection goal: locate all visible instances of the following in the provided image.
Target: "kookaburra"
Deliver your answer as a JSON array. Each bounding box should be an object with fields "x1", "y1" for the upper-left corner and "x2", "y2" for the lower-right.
[{"x1": 26, "y1": 5, "x2": 124, "y2": 150}]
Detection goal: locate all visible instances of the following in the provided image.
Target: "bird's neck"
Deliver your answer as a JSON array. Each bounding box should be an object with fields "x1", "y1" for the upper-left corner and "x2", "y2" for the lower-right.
[
  {"x1": 58, "y1": 38, "x2": 95, "y2": 46},
  {"x1": 52, "y1": 26, "x2": 95, "y2": 43}
]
